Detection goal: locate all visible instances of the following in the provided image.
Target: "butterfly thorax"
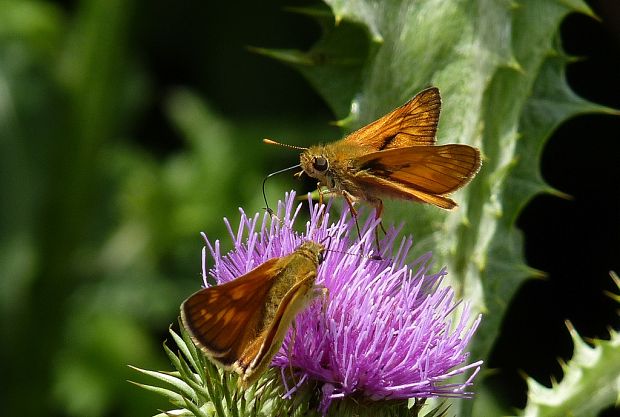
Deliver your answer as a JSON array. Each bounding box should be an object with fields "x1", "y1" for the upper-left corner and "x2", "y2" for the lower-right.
[
  {"x1": 300, "y1": 142, "x2": 372, "y2": 197},
  {"x1": 259, "y1": 241, "x2": 324, "y2": 332}
]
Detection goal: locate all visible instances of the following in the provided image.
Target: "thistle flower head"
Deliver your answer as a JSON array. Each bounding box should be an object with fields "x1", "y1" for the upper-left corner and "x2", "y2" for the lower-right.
[{"x1": 202, "y1": 192, "x2": 482, "y2": 413}]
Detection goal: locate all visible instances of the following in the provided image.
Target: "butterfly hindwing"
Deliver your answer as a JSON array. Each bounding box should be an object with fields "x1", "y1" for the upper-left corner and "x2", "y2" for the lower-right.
[
  {"x1": 354, "y1": 144, "x2": 481, "y2": 209},
  {"x1": 181, "y1": 258, "x2": 282, "y2": 367}
]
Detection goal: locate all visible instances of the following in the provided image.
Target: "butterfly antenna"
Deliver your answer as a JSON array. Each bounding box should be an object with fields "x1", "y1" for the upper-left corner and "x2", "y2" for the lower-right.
[
  {"x1": 319, "y1": 234, "x2": 333, "y2": 252},
  {"x1": 262, "y1": 164, "x2": 302, "y2": 215},
  {"x1": 337, "y1": 249, "x2": 383, "y2": 261},
  {"x1": 263, "y1": 138, "x2": 308, "y2": 151},
  {"x1": 318, "y1": 234, "x2": 381, "y2": 260}
]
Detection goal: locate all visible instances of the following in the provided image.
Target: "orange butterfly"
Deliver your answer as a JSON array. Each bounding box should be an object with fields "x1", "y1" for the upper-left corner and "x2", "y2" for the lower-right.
[
  {"x1": 265, "y1": 87, "x2": 481, "y2": 220},
  {"x1": 180, "y1": 241, "x2": 325, "y2": 388}
]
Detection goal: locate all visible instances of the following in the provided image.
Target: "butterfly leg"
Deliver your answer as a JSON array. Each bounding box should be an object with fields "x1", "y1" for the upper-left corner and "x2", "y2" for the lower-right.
[
  {"x1": 369, "y1": 198, "x2": 386, "y2": 256},
  {"x1": 315, "y1": 286, "x2": 330, "y2": 315},
  {"x1": 286, "y1": 321, "x2": 299, "y2": 387},
  {"x1": 342, "y1": 190, "x2": 358, "y2": 217},
  {"x1": 342, "y1": 190, "x2": 362, "y2": 240},
  {"x1": 373, "y1": 230, "x2": 381, "y2": 256},
  {"x1": 264, "y1": 207, "x2": 283, "y2": 226},
  {"x1": 375, "y1": 199, "x2": 387, "y2": 234},
  {"x1": 316, "y1": 183, "x2": 328, "y2": 226}
]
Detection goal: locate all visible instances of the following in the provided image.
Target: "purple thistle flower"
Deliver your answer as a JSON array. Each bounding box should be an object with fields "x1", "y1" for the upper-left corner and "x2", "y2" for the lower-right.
[{"x1": 201, "y1": 192, "x2": 482, "y2": 413}]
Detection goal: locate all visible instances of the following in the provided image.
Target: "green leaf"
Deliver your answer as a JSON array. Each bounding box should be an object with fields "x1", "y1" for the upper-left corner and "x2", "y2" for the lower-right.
[
  {"x1": 128, "y1": 380, "x2": 186, "y2": 406},
  {"x1": 251, "y1": 7, "x2": 370, "y2": 118},
  {"x1": 258, "y1": 0, "x2": 616, "y2": 415},
  {"x1": 128, "y1": 365, "x2": 195, "y2": 401},
  {"x1": 172, "y1": 327, "x2": 202, "y2": 379},
  {"x1": 134, "y1": 322, "x2": 308, "y2": 417},
  {"x1": 164, "y1": 341, "x2": 193, "y2": 384},
  {"x1": 520, "y1": 273, "x2": 620, "y2": 417}
]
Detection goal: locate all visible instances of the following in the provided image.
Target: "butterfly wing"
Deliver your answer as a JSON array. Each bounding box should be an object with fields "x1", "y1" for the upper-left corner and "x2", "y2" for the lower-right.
[
  {"x1": 236, "y1": 270, "x2": 319, "y2": 387},
  {"x1": 354, "y1": 144, "x2": 481, "y2": 209},
  {"x1": 180, "y1": 258, "x2": 282, "y2": 368},
  {"x1": 344, "y1": 87, "x2": 441, "y2": 149}
]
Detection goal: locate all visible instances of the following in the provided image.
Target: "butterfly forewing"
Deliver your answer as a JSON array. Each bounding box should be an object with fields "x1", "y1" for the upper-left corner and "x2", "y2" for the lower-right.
[
  {"x1": 358, "y1": 144, "x2": 481, "y2": 194},
  {"x1": 344, "y1": 87, "x2": 441, "y2": 149},
  {"x1": 243, "y1": 270, "x2": 317, "y2": 374},
  {"x1": 181, "y1": 258, "x2": 282, "y2": 366}
]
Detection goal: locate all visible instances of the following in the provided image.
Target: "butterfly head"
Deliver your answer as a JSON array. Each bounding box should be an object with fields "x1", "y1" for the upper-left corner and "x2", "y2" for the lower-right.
[
  {"x1": 300, "y1": 148, "x2": 335, "y2": 188},
  {"x1": 297, "y1": 240, "x2": 326, "y2": 266}
]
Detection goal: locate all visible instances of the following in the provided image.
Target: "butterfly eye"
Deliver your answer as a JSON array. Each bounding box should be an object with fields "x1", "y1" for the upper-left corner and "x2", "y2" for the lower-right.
[
  {"x1": 313, "y1": 156, "x2": 329, "y2": 172},
  {"x1": 317, "y1": 250, "x2": 325, "y2": 264}
]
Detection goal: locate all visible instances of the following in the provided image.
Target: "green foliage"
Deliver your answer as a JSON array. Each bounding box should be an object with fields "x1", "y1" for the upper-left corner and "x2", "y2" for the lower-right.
[
  {"x1": 130, "y1": 325, "x2": 312, "y2": 417},
  {"x1": 0, "y1": 1, "x2": 332, "y2": 416},
  {"x1": 131, "y1": 326, "x2": 449, "y2": 417},
  {"x1": 0, "y1": 1, "x2": 169, "y2": 415},
  {"x1": 255, "y1": 0, "x2": 618, "y2": 415},
  {"x1": 2, "y1": 0, "x2": 617, "y2": 416},
  {"x1": 522, "y1": 273, "x2": 620, "y2": 417}
]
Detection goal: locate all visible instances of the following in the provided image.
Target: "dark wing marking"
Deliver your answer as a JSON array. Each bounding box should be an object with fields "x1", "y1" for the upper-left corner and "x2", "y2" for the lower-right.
[
  {"x1": 355, "y1": 144, "x2": 481, "y2": 209},
  {"x1": 180, "y1": 258, "x2": 282, "y2": 367},
  {"x1": 344, "y1": 87, "x2": 441, "y2": 149}
]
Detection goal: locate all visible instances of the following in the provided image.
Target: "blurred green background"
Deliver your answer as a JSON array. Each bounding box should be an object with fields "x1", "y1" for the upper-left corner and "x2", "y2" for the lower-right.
[{"x1": 1, "y1": 1, "x2": 618, "y2": 416}]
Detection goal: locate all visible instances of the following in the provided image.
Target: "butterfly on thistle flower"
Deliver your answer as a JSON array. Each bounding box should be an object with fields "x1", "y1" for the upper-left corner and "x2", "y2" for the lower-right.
[
  {"x1": 264, "y1": 87, "x2": 481, "y2": 225},
  {"x1": 180, "y1": 240, "x2": 326, "y2": 388}
]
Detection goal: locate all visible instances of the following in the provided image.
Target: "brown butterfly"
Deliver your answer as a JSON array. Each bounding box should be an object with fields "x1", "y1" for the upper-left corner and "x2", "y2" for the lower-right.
[
  {"x1": 180, "y1": 241, "x2": 325, "y2": 388},
  {"x1": 264, "y1": 87, "x2": 481, "y2": 221}
]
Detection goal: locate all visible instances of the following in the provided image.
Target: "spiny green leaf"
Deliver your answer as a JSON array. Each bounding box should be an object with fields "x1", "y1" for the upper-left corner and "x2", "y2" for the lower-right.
[
  {"x1": 128, "y1": 380, "x2": 186, "y2": 406},
  {"x1": 177, "y1": 360, "x2": 210, "y2": 405},
  {"x1": 128, "y1": 365, "x2": 195, "y2": 401},
  {"x1": 520, "y1": 273, "x2": 620, "y2": 417},
  {"x1": 153, "y1": 409, "x2": 195, "y2": 417},
  {"x1": 182, "y1": 397, "x2": 211, "y2": 417},
  {"x1": 251, "y1": 17, "x2": 370, "y2": 117},
  {"x1": 259, "y1": 0, "x2": 616, "y2": 416},
  {"x1": 171, "y1": 326, "x2": 202, "y2": 379},
  {"x1": 420, "y1": 400, "x2": 450, "y2": 417},
  {"x1": 163, "y1": 342, "x2": 188, "y2": 381}
]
